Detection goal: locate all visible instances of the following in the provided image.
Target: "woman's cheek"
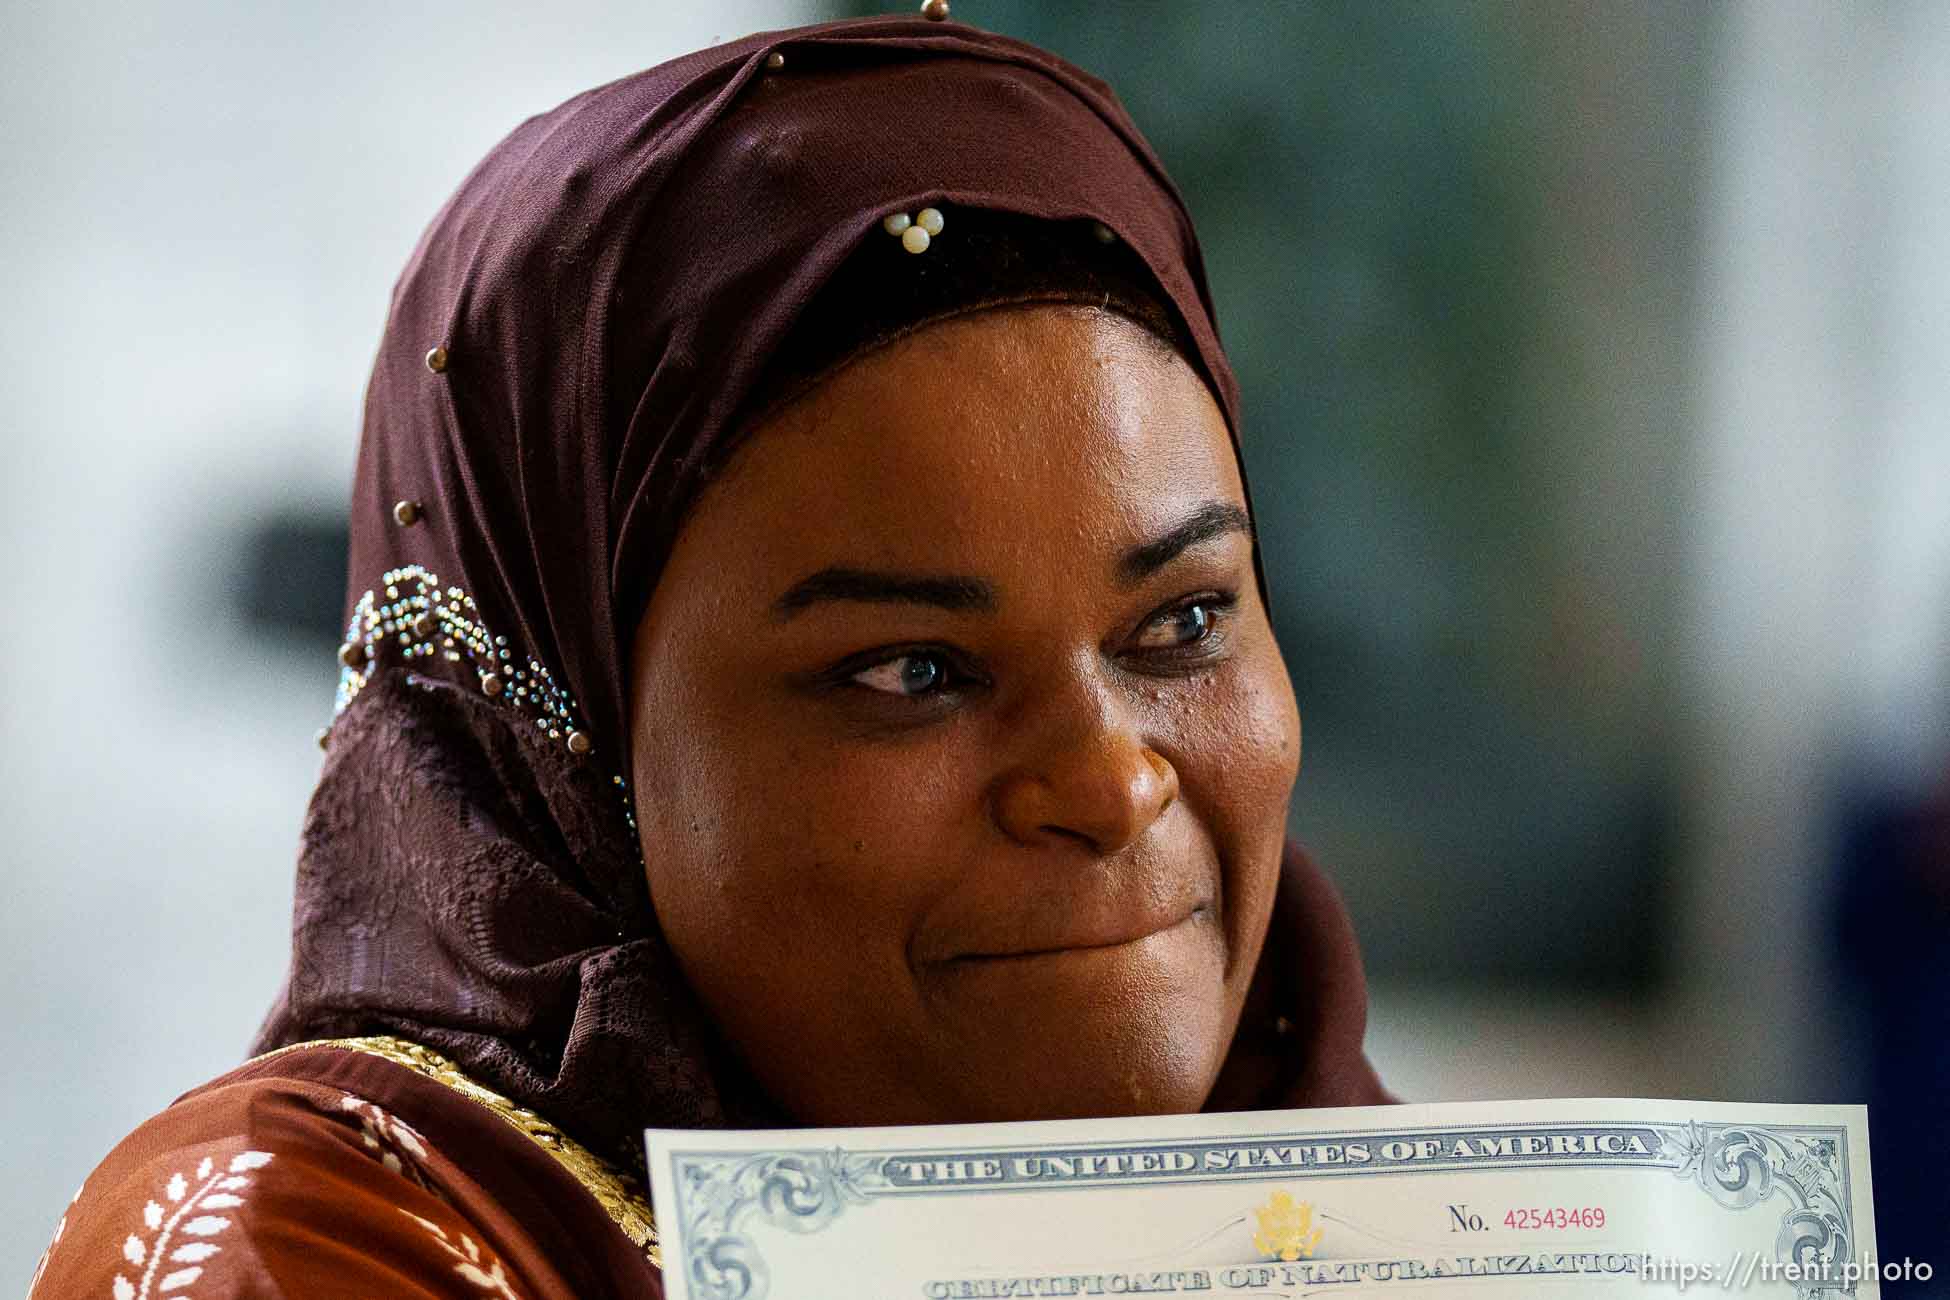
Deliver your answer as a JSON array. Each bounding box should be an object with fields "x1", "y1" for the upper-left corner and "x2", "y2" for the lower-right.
[
  {"x1": 1172, "y1": 649, "x2": 1298, "y2": 946},
  {"x1": 1244, "y1": 662, "x2": 1303, "y2": 801},
  {"x1": 1172, "y1": 655, "x2": 1299, "y2": 812},
  {"x1": 1228, "y1": 615, "x2": 1303, "y2": 773},
  {"x1": 761, "y1": 741, "x2": 972, "y2": 921}
]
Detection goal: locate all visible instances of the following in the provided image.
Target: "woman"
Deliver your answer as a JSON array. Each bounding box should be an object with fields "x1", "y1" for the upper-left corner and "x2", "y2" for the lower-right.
[{"x1": 30, "y1": 12, "x2": 1387, "y2": 1297}]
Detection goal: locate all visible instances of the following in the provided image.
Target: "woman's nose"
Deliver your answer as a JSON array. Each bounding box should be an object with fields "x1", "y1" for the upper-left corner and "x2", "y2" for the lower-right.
[{"x1": 991, "y1": 721, "x2": 1179, "y2": 854}]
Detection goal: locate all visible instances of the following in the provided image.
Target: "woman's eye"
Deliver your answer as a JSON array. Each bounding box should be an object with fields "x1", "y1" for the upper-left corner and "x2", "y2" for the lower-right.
[
  {"x1": 1133, "y1": 597, "x2": 1228, "y2": 651},
  {"x1": 850, "y1": 652, "x2": 952, "y2": 697}
]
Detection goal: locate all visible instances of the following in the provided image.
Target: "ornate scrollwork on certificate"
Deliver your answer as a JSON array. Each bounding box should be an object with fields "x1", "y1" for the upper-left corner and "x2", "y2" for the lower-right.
[
  {"x1": 674, "y1": 1148, "x2": 892, "y2": 1300},
  {"x1": 1656, "y1": 1122, "x2": 1855, "y2": 1299}
]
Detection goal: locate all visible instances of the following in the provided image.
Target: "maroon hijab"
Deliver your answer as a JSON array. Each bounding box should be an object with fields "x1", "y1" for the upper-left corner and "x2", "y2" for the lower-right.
[{"x1": 253, "y1": 14, "x2": 1387, "y2": 1175}]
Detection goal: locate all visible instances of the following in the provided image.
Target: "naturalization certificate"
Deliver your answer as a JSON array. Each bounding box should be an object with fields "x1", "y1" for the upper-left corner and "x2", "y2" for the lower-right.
[{"x1": 647, "y1": 1098, "x2": 1880, "y2": 1300}]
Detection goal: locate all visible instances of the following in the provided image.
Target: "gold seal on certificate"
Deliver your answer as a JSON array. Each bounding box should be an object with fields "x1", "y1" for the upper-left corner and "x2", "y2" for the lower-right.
[{"x1": 647, "y1": 1098, "x2": 1879, "y2": 1299}]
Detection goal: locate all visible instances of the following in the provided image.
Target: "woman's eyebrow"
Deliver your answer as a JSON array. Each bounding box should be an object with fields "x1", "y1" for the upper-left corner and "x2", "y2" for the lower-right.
[
  {"x1": 773, "y1": 569, "x2": 998, "y2": 620},
  {"x1": 1117, "y1": 500, "x2": 1251, "y2": 585},
  {"x1": 771, "y1": 502, "x2": 1250, "y2": 619}
]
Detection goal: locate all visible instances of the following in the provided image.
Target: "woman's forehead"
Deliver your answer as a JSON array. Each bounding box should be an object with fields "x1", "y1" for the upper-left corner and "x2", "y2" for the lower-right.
[{"x1": 689, "y1": 307, "x2": 1247, "y2": 582}]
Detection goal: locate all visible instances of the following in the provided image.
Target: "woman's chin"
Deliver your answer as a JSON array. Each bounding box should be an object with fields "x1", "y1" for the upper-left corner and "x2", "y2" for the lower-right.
[
  {"x1": 931, "y1": 1028, "x2": 1225, "y2": 1124},
  {"x1": 915, "y1": 957, "x2": 1234, "y2": 1124}
]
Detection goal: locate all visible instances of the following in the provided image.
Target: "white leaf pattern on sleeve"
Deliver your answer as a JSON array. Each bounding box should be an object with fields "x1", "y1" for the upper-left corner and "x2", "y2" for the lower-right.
[
  {"x1": 341, "y1": 1092, "x2": 527, "y2": 1297},
  {"x1": 400, "y1": 1209, "x2": 525, "y2": 1299},
  {"x1": 26, "y1": 1182, "x2": 83, "y2": 1298},
  {"x1": 47, "y1": 1090, "x2": 545, "y2": 1298},
  {"x1": 341, "y1": 1093, "x2": 436, "y2": 1188},
  {"x1": 110, "y1": 1152, "x2": 273, "y2": 1300}
]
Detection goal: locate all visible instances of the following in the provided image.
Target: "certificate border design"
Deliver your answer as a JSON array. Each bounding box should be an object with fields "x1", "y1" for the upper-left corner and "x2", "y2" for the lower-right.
[
  {"x1": 662, "y1": 1119, "x2": 1858, "y2": 1300},
  {"x1": 1657, "y1": 1121, "x2": 1856, "y2": 1298}
]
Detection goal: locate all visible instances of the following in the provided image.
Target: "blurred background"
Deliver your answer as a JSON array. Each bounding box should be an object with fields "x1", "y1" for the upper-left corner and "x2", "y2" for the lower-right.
[{"x1": 4, "y1": 0, "x2": 1945, "y2": 1288}]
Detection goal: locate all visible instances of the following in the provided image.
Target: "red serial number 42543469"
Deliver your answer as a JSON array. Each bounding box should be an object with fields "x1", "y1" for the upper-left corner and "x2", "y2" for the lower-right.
[{"x1": 1504, "y1": 1207, "x2": 1607, "y2": 1230}]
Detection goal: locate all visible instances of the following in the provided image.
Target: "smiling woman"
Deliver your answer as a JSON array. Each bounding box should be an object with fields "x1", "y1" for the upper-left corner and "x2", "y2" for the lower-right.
[
  {"x1": 30, "y1": 13, "x2": 1385, "y2": 1299},
  {"x1": 634, "y1": 302, "x2": 1296, "y2": 1128}
]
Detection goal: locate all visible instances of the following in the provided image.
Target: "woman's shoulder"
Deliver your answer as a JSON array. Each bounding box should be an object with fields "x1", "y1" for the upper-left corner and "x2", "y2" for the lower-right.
[{"x1": 28, "y1": 1040, "x2": 662, "y2": 1299}]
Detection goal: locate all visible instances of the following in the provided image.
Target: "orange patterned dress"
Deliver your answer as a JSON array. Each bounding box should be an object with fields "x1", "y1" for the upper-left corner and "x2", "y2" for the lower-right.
[{"x1": 27, "y1": 1039, "x2": 664, "y2": 1298}]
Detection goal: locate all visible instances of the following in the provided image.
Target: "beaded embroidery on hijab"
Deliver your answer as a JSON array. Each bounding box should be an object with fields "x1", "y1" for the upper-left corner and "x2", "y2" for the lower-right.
[{"x1": 253, "y1": 15, "x2": 1387, "y2": 1174}]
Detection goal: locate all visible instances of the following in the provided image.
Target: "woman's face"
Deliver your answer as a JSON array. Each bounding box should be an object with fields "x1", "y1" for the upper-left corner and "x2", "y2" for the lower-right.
[{"x1": 627, "y1": 304, "x2": 1300, "y2": 1126}]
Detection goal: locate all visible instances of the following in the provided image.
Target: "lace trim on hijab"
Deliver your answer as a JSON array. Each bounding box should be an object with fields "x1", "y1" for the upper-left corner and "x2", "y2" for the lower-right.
[
  {"x1": 333, "y1": 565, "x2": 580, "y2": 739},
  {"x1": 326, "y1": 564, "x2": 638, "y2": 831}
]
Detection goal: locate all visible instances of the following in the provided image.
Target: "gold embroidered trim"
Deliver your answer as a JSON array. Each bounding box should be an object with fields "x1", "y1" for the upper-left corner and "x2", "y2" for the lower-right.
[{"x1": 251, "y1": 1035, "x2": 660, "y2": 1267}]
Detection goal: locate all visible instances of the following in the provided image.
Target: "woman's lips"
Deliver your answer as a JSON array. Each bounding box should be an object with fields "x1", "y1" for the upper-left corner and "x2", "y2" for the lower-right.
[{"x1": 938, "y1": 904, "x2": 1210, "y2": 966}]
